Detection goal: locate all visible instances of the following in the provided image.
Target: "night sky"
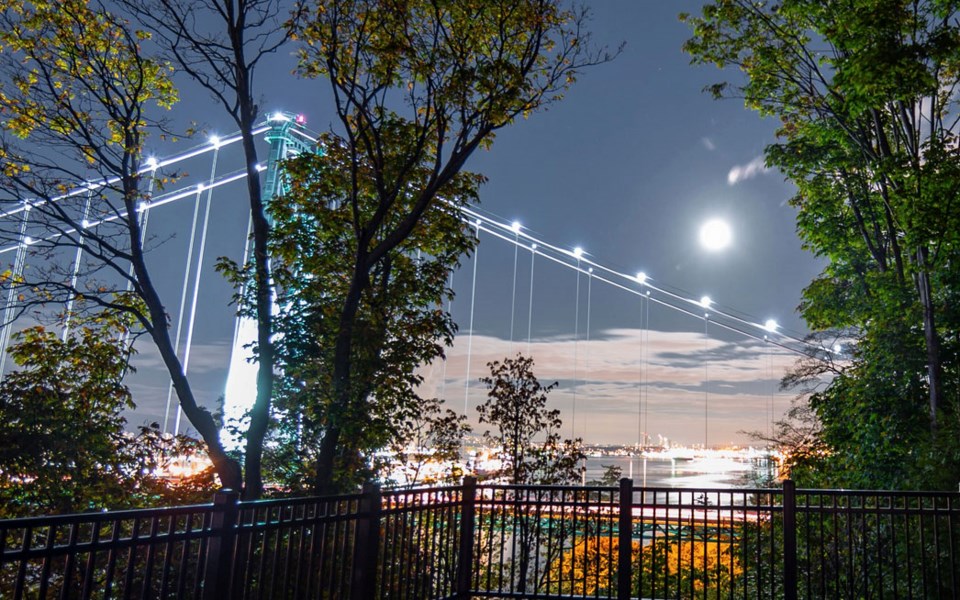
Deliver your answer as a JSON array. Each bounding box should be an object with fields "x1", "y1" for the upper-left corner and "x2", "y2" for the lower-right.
[{"x1": 114, "y1": 1, "x2": 825, "y2": 448}]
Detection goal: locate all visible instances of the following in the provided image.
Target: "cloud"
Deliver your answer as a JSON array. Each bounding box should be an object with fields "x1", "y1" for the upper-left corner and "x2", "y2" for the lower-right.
[
  {"x1": 701, "y1": 137, "x2": 716, "y2": 151},
  {"x1": 727, "y1": 155, "x2": 770, "y2": 185},
  {"x1": 417, "y1": 328, "x2": 802, "y2": 446}
]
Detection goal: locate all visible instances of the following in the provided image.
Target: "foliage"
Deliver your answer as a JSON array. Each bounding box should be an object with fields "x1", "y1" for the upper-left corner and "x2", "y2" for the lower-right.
[
  {"x1": 588, "y1": 464, "x2": 623, "y2": 487},
  {"x1": 478, "y1": 354, "x2": 586, "y2": 486},
  {"x1": 245, "y1": 134, "x2": 478, "y2": 493},
  {"x1": 683, "y1": 0, "x2": 960, "y2": 489},
  {"x1": 289, "y1": 0, "x2": 615, "y2": 492},
  {"x1": 477, "y1": 354, "x2": 586, "y2": 485},
  {"x1": 474, "y1": 356, "x2": 586, "y2": 594},
  {"x1": 0, "y1": 0, "x2": 244, "y2": 491},
  {"x1": 388, "y1": 397, "x2": 471, "y2": 486},
  {"x1": 0, "y1": 311, "x2": 214, "y2": 517},
  {"x1": 548, "y1": 537, "x2": 623, "y2": 596},
  {"x1": 636, "y1": 538, "x2": 743, "y2": 597}
]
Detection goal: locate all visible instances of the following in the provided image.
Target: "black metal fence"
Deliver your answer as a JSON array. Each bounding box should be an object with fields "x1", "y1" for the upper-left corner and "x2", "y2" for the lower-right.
[{"x1": 1, "y1": 479, "x2": 957, "y2": 599}]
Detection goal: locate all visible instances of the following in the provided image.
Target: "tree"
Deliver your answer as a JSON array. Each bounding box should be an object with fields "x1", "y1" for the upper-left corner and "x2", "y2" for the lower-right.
[
  {"x1": 115, "y1": 0, "x2": 297, "y2": 499},
  {"x1": 388, "y1": 397, "x2": 471, "y2": 487},
  {"x1": 0, "y1": 0, "x2": 248, "y2": 490},
  {"x1": 292, "y1": 0, "x2": 616, "y2": 492},
  {"x1": 0, "y1": 309, "x2": 214, "y2": 517},
  {"x1": 247, "y1": 136, "x2": 478, "y2": 492},
  {"x1": 682, "y1": 0, "x2": 960, "y2": 488},
  {"x1": 478, "y1": 354, "x2": 585, "y2": 486},
  {"x1": 478, "y1": 354, "x2": 585, "y2": 594}
]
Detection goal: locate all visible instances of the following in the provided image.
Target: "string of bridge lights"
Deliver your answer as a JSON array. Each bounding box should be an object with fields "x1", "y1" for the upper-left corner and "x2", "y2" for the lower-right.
[
  {"x1": 454, "y1": 205, "x2": 827, "y2": 360},
  {"x1": 0, "y1": 118, "x2": 837, "y2": 360}
]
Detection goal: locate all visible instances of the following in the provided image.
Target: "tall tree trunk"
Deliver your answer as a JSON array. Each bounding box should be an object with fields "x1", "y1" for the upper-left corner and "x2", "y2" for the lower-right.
[
  {"x1": 127, "y1": 185, "x2": 244, "y2": 490},
  {"x1": 915, "y1": 247, "x2": 943, "y2": 433},
  {"x1": 315, "y1": 266, "x2": 367, "y2": 493},
  {"x1": 238, "y1": 100, "x2": 274, "y2": 500}
]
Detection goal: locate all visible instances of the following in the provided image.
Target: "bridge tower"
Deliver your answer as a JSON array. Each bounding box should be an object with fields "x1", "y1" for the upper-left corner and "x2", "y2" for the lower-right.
[{"x1": 222, "y1": 112, "x2": 317, "y2": 446}]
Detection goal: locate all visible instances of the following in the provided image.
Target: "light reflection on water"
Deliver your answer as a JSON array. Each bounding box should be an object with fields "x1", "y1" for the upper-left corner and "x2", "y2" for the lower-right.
[{"x1": 584, "y1": 455, "x2": 771, "y2": 489}]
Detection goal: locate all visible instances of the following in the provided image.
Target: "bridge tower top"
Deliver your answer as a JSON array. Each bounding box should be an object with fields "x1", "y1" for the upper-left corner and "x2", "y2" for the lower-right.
[{"x1": 262, "y1": 112, "x2": 318, "y2": 202}]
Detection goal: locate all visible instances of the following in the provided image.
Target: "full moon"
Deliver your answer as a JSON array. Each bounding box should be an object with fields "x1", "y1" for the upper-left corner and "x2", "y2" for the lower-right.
[{"x1": 699, "y1": 218, "x2": 732, "y2": 251}]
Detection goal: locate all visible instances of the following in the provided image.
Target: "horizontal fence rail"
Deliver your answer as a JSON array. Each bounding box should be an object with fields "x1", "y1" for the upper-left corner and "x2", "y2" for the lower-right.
[{"x1": 1, "y1": 479, "x2": 958, "y2": 599}]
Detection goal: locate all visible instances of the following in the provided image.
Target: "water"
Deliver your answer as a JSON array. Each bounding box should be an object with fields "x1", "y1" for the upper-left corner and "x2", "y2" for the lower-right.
[{"x1": 584, "y1": 455, "x2": 764, "y2": 489}]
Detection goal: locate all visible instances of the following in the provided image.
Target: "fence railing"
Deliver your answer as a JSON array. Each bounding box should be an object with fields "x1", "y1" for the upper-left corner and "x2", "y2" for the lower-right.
[{"x1": 1, "y1": 478, "x2": 957, "y2": 599}]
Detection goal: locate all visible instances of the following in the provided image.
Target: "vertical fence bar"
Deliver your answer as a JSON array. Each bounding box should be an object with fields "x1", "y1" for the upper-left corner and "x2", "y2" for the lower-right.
[
  {"x1": 456, "y1": 477, "x2": 477, "y2": 599},
  {"x1": 782, "y1": 480, "x2": 797, "y2": 600},
  {"x1": 617, "y1": 478, "x2": 633, "y2": 600},
  {"x1": 203, "y1": 489, "x2": 240, "y2": 600},
  {"x1": 351, "y1": 482, "x2": 382, "y2": 600}
]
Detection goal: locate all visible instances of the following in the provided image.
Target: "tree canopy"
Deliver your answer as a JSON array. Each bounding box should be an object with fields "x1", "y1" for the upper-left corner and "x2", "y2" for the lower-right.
[
  {"x1": 0, "y1": 311, "x2": 213, "y2": 517},
  {"x1": 684, "y1": 0, "x2": 960, "y2": 488},
  {"x1": 478, "y1": 354, "x2": 585, "y2": 486}
]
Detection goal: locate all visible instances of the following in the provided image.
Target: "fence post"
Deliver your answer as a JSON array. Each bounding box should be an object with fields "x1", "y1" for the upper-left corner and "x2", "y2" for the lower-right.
[
  {"x1": 456, "y1": 476, "x2": 477, "y2": 599},
  {"x1": 203, "y1": 488, "x2": 239, "y2": 600},
  {"x1": 617, "y1": 478, "x2": 633, "y2": 600},
  {"x1": 782, "y1": 479, "x2": 797, "y2": 600},
  {"x1": 351, "y1": 482, "x2": 382, "y2": 600}
]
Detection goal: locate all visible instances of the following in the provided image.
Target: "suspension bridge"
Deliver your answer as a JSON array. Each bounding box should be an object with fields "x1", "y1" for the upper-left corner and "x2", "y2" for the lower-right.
[{"x1": 0, "y1": 113, "x2": 830, "y2": 448}]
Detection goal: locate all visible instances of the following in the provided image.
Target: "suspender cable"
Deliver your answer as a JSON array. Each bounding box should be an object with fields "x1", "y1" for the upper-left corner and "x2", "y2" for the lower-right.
[
  {"x1": 509, "y1": 223, "x2": 520, "y2": 351},
  {"x1": 0, "y1": 204, "x2": 31, "y2": 377},
  {"x1": 441, "y1": 271, "x2": 453, "y2": 402},
  {"x1": 637, "y1": 287, "x2": 645, "y2": 452},
  {"x1": 175, "y1": 143, "x2": 220, "y2": 435},
  {"x1": 228, "y1": 212, "x2": 254, "y2": 369},
  {"x1": 62, "y1": 191, "x2": 93, "y2": 341},
  {"x1": 119, "y1": 169, "x2": 157, "y2": 351},
  {"x1": 572, "y1": 252, "x2": 582, "y2": 439},
  {"x1": 643, "y1": 290, "x2": 650, "y2": 447},
  {"x1": 163, "y1": 183, "x2": 203, "y2": 434},
  {"x1": 584, "y1": 267, "x2": 593, "y2": 441},
  {"x1": 704, "y1": 313, "x2": 710, "y2": 449},
  {"x1": 463, "y1": 221, "x2": 481, "y2": 416},
  {"x1": 526, "y1": 244, "x2": 536, "y2": 355}
]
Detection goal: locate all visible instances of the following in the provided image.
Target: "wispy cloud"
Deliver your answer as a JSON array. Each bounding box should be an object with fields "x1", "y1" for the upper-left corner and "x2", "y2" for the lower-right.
[
  {"x1": 727, "y1": 155, "x2": 770, "y2": 185},
  {"x1": 701, "y1": 137, "x2": 716, "y2": 151}
]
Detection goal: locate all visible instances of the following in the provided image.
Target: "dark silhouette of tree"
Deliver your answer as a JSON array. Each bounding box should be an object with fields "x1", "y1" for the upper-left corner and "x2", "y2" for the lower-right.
[
  {"x1": 0, "y1": 0, "x2": 245, "y2": 490},
  {"x1": 684, "y1": 0, "x2": 960, "y2": 488},
  {"x1": 114, "y1": 0, "x2": 298, "y2": 499},
  {"x1": 293, "y1": 0, "x2": 617, "y2": 493},
  {"x1": 251, "y1": 135, "x2": 478, "y2": 492},
  {"x1": 478, "y1": 354, "x2": 585, "y2": 486},
  {"x1": 0, "y1": 309, "x2": 214, "y2": 517}
]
